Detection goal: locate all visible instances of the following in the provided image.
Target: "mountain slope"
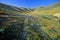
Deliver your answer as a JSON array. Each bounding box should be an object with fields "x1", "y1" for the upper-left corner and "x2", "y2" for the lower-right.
[
  {"x1": 0, "y1": 3, "x2": 34, "y2": 14},
  {"x1": 31, "y1": 2, "x2": 60, "y2": 16}
]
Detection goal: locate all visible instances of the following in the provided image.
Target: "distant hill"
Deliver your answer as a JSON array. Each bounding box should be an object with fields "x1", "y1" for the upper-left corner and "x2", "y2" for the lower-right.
[
  {"x1": 0, "y1": 2, "x2": 60, "y2": 16},
  {"x1": 0, "y1": 3, "x2": 35, "y2": 17},
  {"x1": 32, "y1": 2, "x2": 60, "y2": 16},
  {"x1": 0, "y1": 3, "x2": 34, "y2": 14}
]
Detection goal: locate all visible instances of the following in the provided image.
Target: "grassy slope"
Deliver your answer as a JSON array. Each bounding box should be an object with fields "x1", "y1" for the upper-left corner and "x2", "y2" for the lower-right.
[
  {"x1": 0, "y1": 2, "x2": 60, "y2": 40},
  {"x1": 22, "y1": 2, "x2": 60, "y2": 40}
]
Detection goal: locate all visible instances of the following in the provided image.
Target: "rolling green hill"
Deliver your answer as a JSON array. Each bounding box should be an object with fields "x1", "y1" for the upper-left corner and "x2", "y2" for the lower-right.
[{"x1": 31, "y1": 2, "x2": 60, "y2": 16}]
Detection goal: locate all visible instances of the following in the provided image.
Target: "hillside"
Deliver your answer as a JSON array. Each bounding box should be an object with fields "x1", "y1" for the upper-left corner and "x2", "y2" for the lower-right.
[
  {"x1": 0, "y1": 3, "x2": 34, "y2": 15},
  {"x1": 0, "y1": 2, "x2": 60, "y2": 40},
  {"x1": 31, "y1": 2, "x2": 60, "y2": 16}
]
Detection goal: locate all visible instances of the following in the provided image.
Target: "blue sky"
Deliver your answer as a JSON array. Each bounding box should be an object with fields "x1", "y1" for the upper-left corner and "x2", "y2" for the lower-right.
[{"x1": 0, "y1": 0, "x2": 60, "y2": 8}]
